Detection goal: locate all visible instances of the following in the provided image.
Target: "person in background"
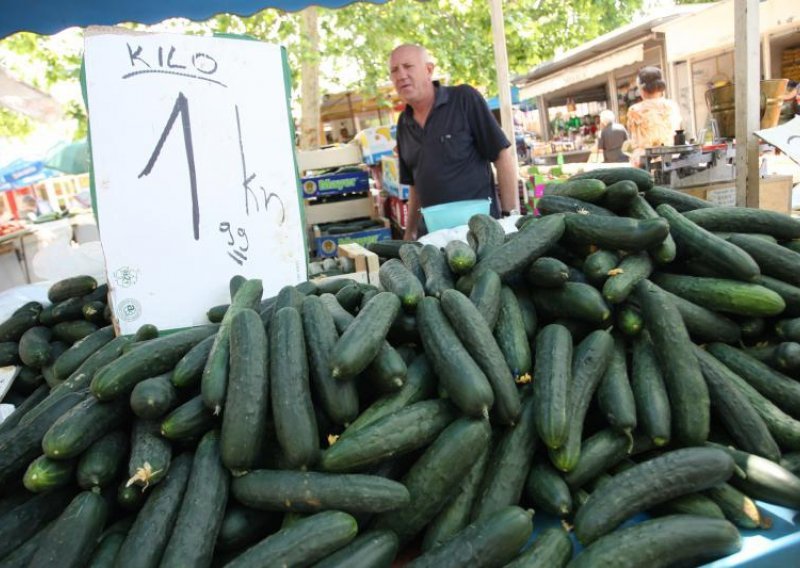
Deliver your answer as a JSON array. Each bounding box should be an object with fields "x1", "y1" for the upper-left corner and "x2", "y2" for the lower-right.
[
  {"x1": 389, "y1": 44, "x2": 518, "y2": 240},
  {"x1": 626, "y1": 66, "x2": 682, "y2": 167},
  {"x1": 779, "y1": 80, "x2": 799, "y2": 124},
  {"x1": 551, "y1": 112, "x2": 567, "y2": 137},
  {"x1": 596, "y1": 109, "x2": 629, "y2": 163}
]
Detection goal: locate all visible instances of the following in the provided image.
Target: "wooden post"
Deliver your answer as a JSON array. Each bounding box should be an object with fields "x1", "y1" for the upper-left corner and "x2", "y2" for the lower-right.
[
  {"x1": 607, "y1": 72, "x2": 619, "y2": 118},
  {"x1": 734, "y1": 0, "x2": 760, "y2": 208},
  {"x1": 488, "y1": 0, "x2": 518, "y2": 174},
  {"x1": 300, "y1": 7, "x2": 321, "y2": 149},
  {"x1": 538, "y1": 96, "x2": 550, "y2": 140},
  {"x1": 762, "y1": 34, "x2": 772, "y2": 79}
]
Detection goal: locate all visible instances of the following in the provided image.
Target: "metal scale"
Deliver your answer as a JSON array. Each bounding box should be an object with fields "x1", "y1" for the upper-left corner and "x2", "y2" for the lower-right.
[{"x1": 643, "y1": 142, "x2": 736, "y2": 189}]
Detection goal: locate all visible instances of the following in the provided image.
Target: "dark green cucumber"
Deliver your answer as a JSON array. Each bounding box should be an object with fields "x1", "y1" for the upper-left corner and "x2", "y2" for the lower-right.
[
  {"x1": 221, "y1": 308, "x2": 269, "y2": 472},
  {"x1": 42, "y1": 395, "x2": 128, "y2": 459},
  {"x1": 547, "y1": 178, "x2": 607, "y2": 203},
  {"x1": 23, "y1": 454, "x2": 75, "y2": 492},
  {"x1": 515, "y1": 289, "x2": 538, "y2": 339},
  {"x1": 77, "y1": 430, "x2": 128, "y2": 489},
  {"x1": 27, "y1": 491, "x2": 108, "y2": 568},
  {"x1": 534, "y1": 324, "x2": 572, "y2": 450},
  {"x1": 712, "y1": 444, "x2": 800, "y2": 509},
  {"x1": 564, "y1": 429, "x2": 644, "y2": 489},
  {"x1": 115, "y1": 452, "x2": 193, "y2": 568},
  {"x1": 52, "y1": 320, "x2": 98, "y2": 344},
  {"x1": 630, "y1": 332, "x2": 671, "y2": 447},
  {"x1": 504, "y1": 527, "x2": 572, "y2": 568},
  {"x1": 536, "y1": 195, "x2": 615, "y2": 217},
  {"x1": 11, "y1": 300, "x2": 42, "y2": 317},
  {"x1": 408, "y1": 506, "x2": 533, "y2": 568},
  {"x1": 379, "y1": 259, "x2": 425, "y2": 311},
  {"x1": 313, "y1": 529, "x2": 399, "y2": 568},
  {"x1": 569, "y1": 515, "x2": 740, "y2": 568},
  {"x1": 274, "y1": 284, "x2": 306, "y2": 314},
  {"x1": 493, "y1": 287, "x2": 532, "y2": 380},
  {"x1": 706, "y1": 483, "x2": 762, "y2": 529},
  {"x1": 684, "y1": 206, "x2": 800, "y2": 239},
  {"x1": 597, "y1": 333, "x2": 637, "y2": 434},
  {"x1": 707, "y1": 342, "x2": 800, "y2": 417},
  {"x1": 563, "y1": 215, "x2": 669, "y2": 252},
  {"x1": 207, "y1": 304, "x2": 229, "y2": 323},
  {"x1": 780, "y1": 452, "x2": 800, "y2": 475},
  {"x1": 422, "y1": 445, "x2": 490, "y2": 552},
  {"x1": 416, "y1": 297, "x2": 494, "y2": 418},
  {"x1": 653, "y1": 493, "x2": 725, "y2": 519},
  {"x1": 657, "y1": 203, "x2": 760, "y2": 281},
  {"x1": 472, "y1": 394, "x2": 538, "y2": 520},
  {"x1": 602, "y1": 252, "x2": 652, "y2": 304},
  {"x1": 727, "y1": 232, "x2": 800, "y2": 286},
  {"x1": 532, "y1": 282, "x2": 611, "y2": 325},
  {"x1": 171, "y1": 333, "x2": 215, "y2": 388},
  {"x1": 10, "y1": 365, "x2": 44, "y2": 395},
  {"x1": 216, "y1": 505, "x2": 280, "y2": 553},
  {"x1": 128, "y1": 418, "x2": 171, "y2": 489},
  {"x1": 569, "y1": 166, "x2": 653, "y2": 191},
  {"x1": 550, "y1": 330, "x2": 615, "y2": 472},
  {"x1": 527, "y1": 257, "x2": 569, "y2": 288},
  {"x1": 0, "y1": 341, "x2": 19, "y2": 366},
  {"x1": 87, "y1": 532, "x2": 126, "y2": 568},
  {"x1": 399, "y1": 242, "x2": 427, "y2": 284},
  {"x1": 117, "y1": 482, "x2": 145, "y2": 512},
  {"x1": 693, "y1": 346, "x2": 780, "y2": 462},
  {"x1": 526, "y1": 457, "x2": 572, "y2": 517},
  {"x1": 444, "y1": 240, "x2": 477, "y2": 275},
  {"x1": 582, "y1": 250, "x2": 620, "y2": 287},
  {"x1": 334, "y1": 283, "x2": 362, "y2": 313},
  {"x1": 785, "y1": 239, "x2": 800, "y2": 253},
  {"x1": 132, "y1": 324, "x2": 159, "y2": 343},
  {"x1": 777, "y1": 317, "x2": 800, "y2": 341},
  {"x1": 321, "y1": 400, "x2": 456, "y2": 472},
  {"x1": 758, "y1": 275, "x2": 800, "y2": 317},
  {"x1": 0, "y1": 520, "x2": 54, "y2": 568},
  {"x1": 82, "y1": 301, "x2": 108, "y2": 324},
  {"x1": 645, "y1": 184, "x2": 716, "y2": 211},
  {"x1": 0, "y1": 307, "x2": 39, "y2": 342},
  {"x1": 57, "y1": 335, "x2": 131, "y2": 394},
  {"x1": 419, "y1": 245, "x2": 454, "y2": 298},
  {"x1": 160, "y1": 394, "x2": 215, "y2": 440},
  {"x1": 739, "y1": 316, "x2": 766, "y2": 339},
  {"x1": 202, "y1": 279, "x2": 263, "y2": 414},
  {"x1": 160, "y1": 430, "x2": 229, "y2": 568},
  {"x1": 574, "y1": 448, "x2": 735, "y2": 544},
  {"x1": 469, "y1": 269, "x2": 502, "y2": 329},
  {"x1": 0, "y1": 384, "x2": 48, "y2": 436},
  {"x1": 223, "y1": 511, "x2": 357, "y2": 568},
  {"x1": 661, "y1": 288, "x2": 741, "y2": 343},
  {"x1": 626, "y1": 194, "x2": 677, "y2": 264},
  {"x1": 468, "y1": 214, "x2": 506, "y2": 260},
  {"x1": 372, "y1": 416, "x2": 491, "y2": 542},
  {"x1": 48, "y1": 275, "x2": 97, "y2": 303},
  {"x1": 636, "y1": 279, "x2": 709, "y2": 446},
  {"x1": 330, "y1": 292, "x2": 400, "y2": 379},
  {"x1": 270, "y1": 307, "x2": 319, "y2": 469},
  {"x1": 441, "y1": 288, "x2": 521, "y2": 424},
  {"x1": 18, "y1": 326, "x2": 52, "y2": 368},
  {"x1": 50, "y1": 297, "x2": 91, "y2": 324},
  {"x1": 92, "y1": 324, "x2": 218, "y2": 401},
  {"x1": 231, "y1": 469, "x2": 409, "y2": 513},
  {"x1": 129, "y1": 372, "x2": 177, "y2": 419},
  {"x1": 0, "y1": 487, "x2": 74, "y2": 558},
  {"x1": 746, "y1": 341, "x2": 800, "y2": 373}
]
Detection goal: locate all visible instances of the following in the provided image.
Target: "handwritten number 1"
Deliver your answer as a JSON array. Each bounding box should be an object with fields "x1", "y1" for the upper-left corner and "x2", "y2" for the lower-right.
[{"x1": 139, "y1": 92, "x2": 200, "y2": 240}]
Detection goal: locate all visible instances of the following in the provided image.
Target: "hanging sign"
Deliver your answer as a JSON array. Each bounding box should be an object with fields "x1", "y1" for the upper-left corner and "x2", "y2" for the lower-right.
[
  {"x1": 84, "y1": 29, "x2": 306, "y2": 334},
  {"x1": 756, "y1": 115, "x2": 800, "y2": 167}
]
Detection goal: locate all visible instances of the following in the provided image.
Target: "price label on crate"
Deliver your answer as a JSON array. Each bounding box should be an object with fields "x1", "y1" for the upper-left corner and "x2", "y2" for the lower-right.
[
  {"x1": 84, "y1": 29, "x2": 306, "y2": 334},
  {"x1": 756, "y1": 116, "x2": 800, "y2": 167}
]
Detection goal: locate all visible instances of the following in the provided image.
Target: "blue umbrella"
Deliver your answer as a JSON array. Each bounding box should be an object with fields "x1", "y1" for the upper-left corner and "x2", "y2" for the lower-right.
[
  {"x1": 45, "y1": 139, "x2": 90, "y2": 175},
  {"x1": 0, "y1": 158, "x2": 59, "y2": 191}
]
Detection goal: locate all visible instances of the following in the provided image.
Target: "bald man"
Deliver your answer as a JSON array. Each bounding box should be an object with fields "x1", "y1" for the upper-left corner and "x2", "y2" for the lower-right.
[{"x1": 389, "y1": 44, "x2": 519, "y2": 239}]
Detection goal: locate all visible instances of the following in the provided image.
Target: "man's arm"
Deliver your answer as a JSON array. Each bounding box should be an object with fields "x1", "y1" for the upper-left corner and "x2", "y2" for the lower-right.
[
  {"x1": 403, "y1": 185, "x2": 422, "y2": 240},
  {"x1": 493, "y1": 147, "x2": 519, "y2": 214}
]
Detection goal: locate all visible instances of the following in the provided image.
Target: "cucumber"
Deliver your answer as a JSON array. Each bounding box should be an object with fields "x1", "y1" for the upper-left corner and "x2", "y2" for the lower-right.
[
  {"x1": 684, "y1": 206, "x2": 800, "y2": 240},
  {"x1": 712, "y1": 444, "x2": 800, "y2": 509},
  {"x1": 270, "y1": 307, "x2": 319, "y2": 469},
  {"x1": 51, "y1": 325, "x2": 115, "y2": 383},
  {"x1": 48, "y1": 275, "x2": 98, "y2": 303},
  {"x1": 379, "y1": 259, "x2": 425, "y2": 311},
  {"x1": 117, "y1": 481, "x2": 145, "y2": 511},
  {"x1": 160, "y1": 394, "x2": 216, "y2": 441},
  {"x1": 221, "y1": 308, "x2": 269, "y2": 472},
  {"x1": 0, "y1": 306, "x2": 39, "y2": 342},
  {"x1": 706, "y1": 483, "x2": 762, "y2": 529},
  {"x1": 536, "y1": 195, "x2": 615, "y2": 217},
  {"x1": 222, "y1": 511, "x2": 357, "y2": 568},
  {"x1": 549, "y1": 330, "x2": 615, "y2": 472},
  {"x1": 231, "y1": 469, "x2": 409, "y2": 513},
  {"x1": 0, "y1": 520, "x2": 54, "y2": 568},
  {"x1": 216, "y1": 505, "x2": 280, "y2": 553},
  {"x1": 321, "y1": 400, "x2": 457, "y2": 472},
  {"x1": 657, "y1": 204, "x2": 760, "y2": 281},
  {"x1": 494, "y1": 287, "x2": 532, "y2": 380},
  {"x1": 399, "y1": 242, "x2": 427, "y2": 284},
  {"x1": 0, "y1": 384, "x2": 48, "y2": 436},
  {"x1": 27, "y1": 491, "x2": 108, "y2": 568},
  {"x1": 645, "y1": 184, "x2": 716, "y2": 211},
  {"x1": 626, "y1": 194, "x2": 677, "y2": 264},
  {"x1": 372, "y1": 416, "x2": 491, "y2": 542},
  {"x1": 468, "y1": 214, "x2": 505, "y2": 260},
  {"x1": 171, "y1": 334, "x2": 215, "y2": 388},
  {"x1": 416, "y1": 297, "x2": 494, "y2": 418},
  {"x1": 87, "y1": 532, "x2": 126, "y2": 568},
  {"x1": 547, "y1": 178, "x2": 607, "y2": 203},
  {"x1": 602, "y1": 252, "x2": 652, "y2": 304},
  {"x1": 527, "y1": 257, "x2": 569, "y2": 288},
  {"x1": 597, "y1": 334, "x2": 637, "y2": 434},
  {"x1": 330, "y1": 292, "x2": 400, "y2": 379},
  {"x1": 728, "y1": 232, "x2": 800, "y2": 286},
  {"x1": 472, "y1": 394, "x2": 538, "y2": 520},
  {"x1": 440, "y1": 289, "x2": 521, "y2": 424},
  {"x1": 630, "y1": 332, "x2": 671, "y2": 447},
  {"x1": 201, "y1": 280, "x2": 262, "y2": 414},
  {"x1": 312, "y1": 530, "x2": 399, "y2": 568},
  {"x1": 569, "y1": 166, "x2": 654, "y2": 191},
  {"x1": 160, "y1": 430, "x2": 230, "y2": 568},
  {"x1": 504, "y1": 527, "x2": 572, "y2": 568},
  {"x1": 128, "y1": 419, "x2": 172, "y2": 489},
  {"x1": 334, "y1": 283, "x2": 362, "y2": 313},
  {"x1": 23, "y1": 454, "x2": 76, "y2": 492},
  {"x1": 635, "y1": 279, "x2": 709, "y2": 446},
  {"x1": 115, "y1": 452, "x2": 193, "y2": 568},
  {"x1": 18, "y1": 326, "x2": 52, "y2": 368},
  {"x1": 526, "y1": 457, "x2": 572, "y2": 517},
  {"x1": 207, "y1": 304, "x2": 229, "y2": 323},
  {"x1": 58, "y1": 335, "x2": 131, "y2": 394},
  {"x1": 653, "y1": 493, "x2": 725, "y2": 519},
  {"x1": 758, "y1": 275, "x2": 800, "y2": 317},
  {"x1": 533, "y1": 324, "x2": 572, "y2": 450},
  {"x1": 129, "y1": 373, "x2": 178, "y2": 419},
  {"x1": 652, "y1": 273, "x2": 785, "y2": 317},
  {"x1": 408, "y1": 506, "x2": 533, "y2": 568},
  {"x1": 781, "y1": 452, "x2": 800, "y2": 476},
  {"x1": 419, "y1": 245, "x2": 454, "y2": 298},
  {"x1": 574, "y1": 447, "x2": 735, "y2": 544},
  {"x1": 601, "y1": 179, "x2": 639, "y2": 211},
  {"x1": 77, "y1": 430, "x2": 128, "y2": 489},
  {"x1": 661, "y1": 289, "x2": 741, "y2": 343},
  {"x1": 444, "y1": 240, "x2": 477, "y2": 275},
  {"x1": 746, "y1": 342, "x2": 800, "y2": 373},
  {"x1": 777, "y1": 317, "x2": 800, "y2": 341},
  {"x1": 92, "y1": 324, "x2": 218, "y2": 401},
  {"x1": 582, "y1": 250, "x2": 620, "y2": 287},
  {"x1": 515, "y1": 290, "x2": 538, "y2": 339},
  {"x1": 42, "y1": 395, "x2": 128, "y2": 459},
  {"x1": 0, "y1": 487, "x2": 75, "y2": 558},
  {"x1": 564, "y1": 429, "x2": 647, "y2": 489},
  {"x1": 469, "y1": 269, "x2": 502, "y2": 329},
  {"x1": 563, "y1": 215, "x2": 669, "y2": 252},
  {"x1": 569, "y1": 515, "x2": 740, "y2": 568},
  {"x1": 0, "y1": 342, "x2": 19, "y2": 366},
  {"x1": 533, "y1": 282, "x2": 612, "y2": 325}
]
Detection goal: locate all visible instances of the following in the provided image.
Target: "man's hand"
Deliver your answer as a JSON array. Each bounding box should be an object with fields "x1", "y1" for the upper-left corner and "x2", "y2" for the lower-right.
[
  {"x1": 404, "y1": 185, "x2": 421, "y2": 240},
  {"x1": 494, "y1": 147, "x2": 520, "y2": 214}
]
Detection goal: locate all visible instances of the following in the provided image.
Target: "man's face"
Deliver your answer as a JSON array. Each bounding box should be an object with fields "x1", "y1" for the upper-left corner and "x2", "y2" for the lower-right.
[{"x1": 389, "y1": 47, "x2": 434, "y2": 105}]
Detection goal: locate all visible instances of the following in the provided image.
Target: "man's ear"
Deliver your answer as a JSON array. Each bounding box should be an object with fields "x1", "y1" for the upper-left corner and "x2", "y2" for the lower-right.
[{"x1": 426, "y1": 62, "x2": 435, "y2": 77}]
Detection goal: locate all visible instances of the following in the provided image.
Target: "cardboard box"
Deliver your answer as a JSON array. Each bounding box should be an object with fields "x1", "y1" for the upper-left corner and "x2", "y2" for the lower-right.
[
  {"x1": 300, "y1": 170, "x2": 370, "y2": 200},
  {"x1": 381, "y1": 155, "x2": 411, "y2": 200},
  {"x1": 313, "y1": 217, "x2": 391, "y2": 258},
  {"x1": 356, "y1": 126, "x2": 397, "y2": 165},
  {"x1": 387, "y1": 196, "x2": 409, "y2": 229}
]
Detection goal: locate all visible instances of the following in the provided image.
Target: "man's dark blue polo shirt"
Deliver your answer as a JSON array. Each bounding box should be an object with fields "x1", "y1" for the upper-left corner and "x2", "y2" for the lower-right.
[{"x1": 396, "y1": 82, "x2": 510, "y2": 219}]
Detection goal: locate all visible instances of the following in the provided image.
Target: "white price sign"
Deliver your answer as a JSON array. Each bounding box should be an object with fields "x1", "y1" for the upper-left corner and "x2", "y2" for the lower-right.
[
  {"x1": 84, "y1": 30, "x2": 306, "y2": 334},
  {"x1": 756, "y1": 115, "x2": 800, "y2": 167}
]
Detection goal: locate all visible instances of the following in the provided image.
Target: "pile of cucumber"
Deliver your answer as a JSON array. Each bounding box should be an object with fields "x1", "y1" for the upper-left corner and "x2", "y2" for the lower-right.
[{"x1": 2, "y1": 166, "x2": 800, "y2": 567}]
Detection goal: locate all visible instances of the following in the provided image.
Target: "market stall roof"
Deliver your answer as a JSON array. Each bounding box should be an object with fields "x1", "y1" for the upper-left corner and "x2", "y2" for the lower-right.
[
  {"x1": 320, "y1": 86, "x2": 403, "y2": 123},
  {"x1": 0, "y1": 159, "x2": 58, "y2": 191}
]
